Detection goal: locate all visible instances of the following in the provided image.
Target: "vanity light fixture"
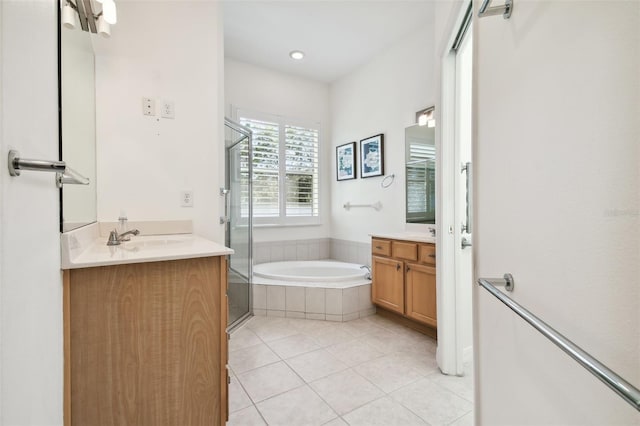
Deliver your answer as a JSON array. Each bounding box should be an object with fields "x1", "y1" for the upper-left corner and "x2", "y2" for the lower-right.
[
  {"x1": 96, "y1": 15, "x2": 111, "y2": 38},
  {"x1": 61, "y1": 0, "x2": 117, "y2": 34},
  {"x1": 289, "y1": 50, "x2": 305, "y2": 60},
  {"x1": 62, "y1": 2, "x2": 77, "y2": 29},
  {"x1": 416, "y1": 107, "x2": 435, "y2": 127}
]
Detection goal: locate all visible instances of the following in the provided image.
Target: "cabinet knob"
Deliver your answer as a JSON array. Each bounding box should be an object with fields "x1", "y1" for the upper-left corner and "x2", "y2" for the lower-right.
[
  {"x1": 375, "y1": 246, "x2": 382, "y2": 250},
  {"x1": 406, "y1": 265, "x2": 411, "y2": 272},
  {"x1": 396, "y1": 263, "x2": 401, "y2": 271}
]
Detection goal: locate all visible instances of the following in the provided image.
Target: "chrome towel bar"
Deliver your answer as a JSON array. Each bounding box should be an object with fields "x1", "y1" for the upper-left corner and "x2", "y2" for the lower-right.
[
  {"x1": 478, "y1": 276, "x2": 640, "y2": 412},
  {"x1": 478, "y1": 0, "x2": 513, "y2": 19},
  {"x1": 8, "y1": 150, "x2": 90, "y2": 187},
  {"x1": 343, "y1": 201, "x2": 382, "y2": 211},
  {"x1": 8, "y1": 150, "x2": 65, "y2": 176}
]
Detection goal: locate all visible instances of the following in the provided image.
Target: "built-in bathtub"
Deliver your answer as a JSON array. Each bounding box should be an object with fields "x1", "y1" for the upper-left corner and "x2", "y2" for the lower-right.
[{"x1": 252, "y1": 260, "x2": 375, "y2": 321}]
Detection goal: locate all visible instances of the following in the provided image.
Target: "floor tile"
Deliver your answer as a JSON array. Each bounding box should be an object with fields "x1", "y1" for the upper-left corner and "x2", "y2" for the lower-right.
[
  {"x1": 342, "y1": 396, "x2": 427, "y2": 426},
  {"x1": 321, "y1": 417, "x2": 348, "y2": 426},
  {"x1": 230, "y1": 327, "x2": 263, "y2": 352},
  {"x1": 357, "y1": 329, "x2": 409, "y2": 354},
  {"x1": 427, "y1": 370, "x2": 474, "y2": 402},
  {"x1": 247, "y1": 317, "x2": 298, "y2": 342},
  {"x1": 256, "y1": 385, "x2": 337, "y2": 426},
  {"x1": 310, "y1": 369, "x2": 384, "y2": 415},
  {"x1": 386, "y1": 351, "x2": 439, "y2": 376},
  {"x1": 286, "y1": 349, "x2": 349, "y2": 382},
  {"x1": 354, "y1": 354, "x2": 424, "y2": 393},
  {"x1": 311, "y1": 328, "x2": 356, "y2": 347},
  {"x1": 266, "y1": 333, "x2": 321, "y2": 359},
  {"x1": 390, "y1": 378, "x2": 472, "y2": 426},
  {"x1": 229, "y1": 343, "x2": 280, "y2": 374},
  {"x1": 449, "y1": 411, "x2": 474, "y2": 426},
  {"x1": 340, "y1": 318, "x2": 387, "y2": 337},
  {"x1": 237, "y1": 361, "x2": 304, "y2": 403},
  {"x1": 228, "y1": 405, "x2": 267, "y2": 426},
  {"x1": 229, "y1": 376, "x2": 253, "y2": 413},
  {"x1": 324, "y1": 338, "x2": 385, "y2": 367}
]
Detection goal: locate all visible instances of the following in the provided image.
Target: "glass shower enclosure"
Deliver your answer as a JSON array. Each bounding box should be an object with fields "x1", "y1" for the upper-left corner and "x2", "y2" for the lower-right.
[{"x1": 223, "y1": 118, "x2": 253, "y2": 329}]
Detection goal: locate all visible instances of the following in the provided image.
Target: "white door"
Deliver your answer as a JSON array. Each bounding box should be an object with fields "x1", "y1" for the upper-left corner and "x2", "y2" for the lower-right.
[
  {"x1": 453, "y1": 19, "x2": 473, "y2": 374},
  {"x1": 473, "y1": 2, "x2": 639, "y2": 424},
  {"x1": 437, "y1": 1, "x2": 474, "y2": 377},
  {"x1": 1, "y1": 1, "x2": 63, "y2": 423}
]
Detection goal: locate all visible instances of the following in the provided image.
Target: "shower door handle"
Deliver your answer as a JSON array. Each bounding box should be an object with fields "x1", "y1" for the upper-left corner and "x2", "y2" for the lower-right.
[
  {"x1": 461, "y1": 162, "x2": 472, "y2": 234},
  {"x1": 220, "y1": 187, "x2": 230, "y2": 225}
]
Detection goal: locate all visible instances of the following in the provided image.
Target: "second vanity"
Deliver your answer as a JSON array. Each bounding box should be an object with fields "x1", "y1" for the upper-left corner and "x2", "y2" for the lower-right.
[
  {"x1": 370, "y1": 233, "x2": 437, "y2": 338},
  {"x1": 61, "y1": 222, "x2": 233, "y2": 426}
]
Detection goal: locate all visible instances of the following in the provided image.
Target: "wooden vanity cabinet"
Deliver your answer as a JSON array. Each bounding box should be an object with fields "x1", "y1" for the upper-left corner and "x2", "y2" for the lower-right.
[
  {"x1": 371, "y1": 237, "x2": 437, "y2": 329},
  {"x1": 63, "y1": 256, "x2": 229, "y2": 426}
]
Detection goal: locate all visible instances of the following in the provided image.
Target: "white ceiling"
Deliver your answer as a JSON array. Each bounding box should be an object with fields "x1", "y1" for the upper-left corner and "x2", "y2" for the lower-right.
[{"x1": 223, "y1": 1, "x2": 435, "y2": 83}]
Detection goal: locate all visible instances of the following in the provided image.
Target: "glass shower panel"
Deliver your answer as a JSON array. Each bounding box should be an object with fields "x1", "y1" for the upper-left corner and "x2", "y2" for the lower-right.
[{"x1": 224, "y1": 119, "x2": 252, "y2": 327}]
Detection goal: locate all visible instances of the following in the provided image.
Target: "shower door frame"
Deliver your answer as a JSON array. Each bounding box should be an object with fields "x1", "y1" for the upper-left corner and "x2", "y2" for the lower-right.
[{"x1": 224, "y1": 117, "x2": 253, "y2": 331}]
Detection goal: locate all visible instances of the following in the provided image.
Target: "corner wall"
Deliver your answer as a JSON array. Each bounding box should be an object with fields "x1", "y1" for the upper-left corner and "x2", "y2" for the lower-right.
[
  {"x1": 95, "y1": 1, "x2": 225, "y2": 242},
  {"x1": 224, "y1": 58, "x2": 331, "y2": 243},
  {"x1": 329, "y1": 24, "x2": 435, "y2": 244}
]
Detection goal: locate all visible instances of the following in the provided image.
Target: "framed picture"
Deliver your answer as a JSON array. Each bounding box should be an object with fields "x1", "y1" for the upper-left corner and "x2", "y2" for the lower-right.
[
  {"x1": 336, "y1": 142, "x2": 357, "y2": 181},
  {"x1": 360, "y1": 134, "x2": 384, "y2": 178}
]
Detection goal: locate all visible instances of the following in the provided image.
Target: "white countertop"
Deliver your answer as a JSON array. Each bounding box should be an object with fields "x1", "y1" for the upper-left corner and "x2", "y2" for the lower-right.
[
  {"x1": 370, "y1": 232, "x2": 436, "y2": 244},
  {"x1": 61, "y1": 223, "x2": 233, "y2": 269}
]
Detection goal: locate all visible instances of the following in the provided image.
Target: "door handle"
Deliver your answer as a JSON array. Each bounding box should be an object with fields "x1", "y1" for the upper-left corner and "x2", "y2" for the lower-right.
[
  {"x1": 461, "y1": 237, "x2": 472, "y2": 249},
  {"x1": 461, "y1": 162, "x2": 472, "y2": 234},
  {"x1": 220, "y1": 187, "x2": 230, "y2": 225}
]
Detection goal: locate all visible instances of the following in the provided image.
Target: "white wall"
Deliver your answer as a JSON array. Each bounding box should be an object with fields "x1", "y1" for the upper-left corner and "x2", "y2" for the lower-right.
[
  {"x1": 224, "y1": 58, "x2": 331, "y2": 243},
  {"x1": 473, "y1": 2, "x2": 639, "y2": 424},
  {"x1": 1, "y1": 1, "x2": 63, "y2": 424},
  {"x1": 329, "y1": 23, "x2": 435, "y2": 243},
  {"x1": 95, "y1": 1, "x2": 225, "y2": 242}
]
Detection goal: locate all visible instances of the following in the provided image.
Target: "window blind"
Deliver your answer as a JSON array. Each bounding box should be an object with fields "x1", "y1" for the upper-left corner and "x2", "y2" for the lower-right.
[
  {"x1": 239, "y1": 118, "x2": 280, "y2": 217},
  {"x1": 285, "y1": 124, "x2": 319, "y2": 217},
  {"x1": 239, "y1": 114, "x2": 320, "y2": 222}
]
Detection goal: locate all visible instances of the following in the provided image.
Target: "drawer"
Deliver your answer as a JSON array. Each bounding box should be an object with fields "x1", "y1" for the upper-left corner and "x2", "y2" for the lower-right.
[
  {"x1": 392, "y1": 241, "x2": 418, "y2": 261},
  {"x1": 372, "y1": 239, "x2": 391, "y2": 257},
  {"x1": 419, "y1": 244, "x2": 436, "y2": 265}
]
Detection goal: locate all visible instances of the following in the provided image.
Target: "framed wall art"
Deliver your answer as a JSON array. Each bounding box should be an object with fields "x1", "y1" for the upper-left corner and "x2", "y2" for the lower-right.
[
  {"x1": 360, "y1": 134, "x2": 384, "y2": 178},
  {"x1": 336, "y1": 142, "x2": 357, "y2": 181}
]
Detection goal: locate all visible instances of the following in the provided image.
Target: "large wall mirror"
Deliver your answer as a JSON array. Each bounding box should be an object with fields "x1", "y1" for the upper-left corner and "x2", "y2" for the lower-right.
[
  {"x1": 60, "y1": 13, "x2": 97, "y2": 232},
  {"x1": 405, "y1": 122, "x2": 435, "y2": 224}
]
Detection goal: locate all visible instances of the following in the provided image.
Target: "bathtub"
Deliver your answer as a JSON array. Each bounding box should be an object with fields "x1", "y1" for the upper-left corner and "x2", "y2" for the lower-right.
[
  {"x1": 252, "y1": 260, "x2": 375, "y2": 321},
  {"x1": 253, "y1": 260, "x2": 369, "y2": 287}
]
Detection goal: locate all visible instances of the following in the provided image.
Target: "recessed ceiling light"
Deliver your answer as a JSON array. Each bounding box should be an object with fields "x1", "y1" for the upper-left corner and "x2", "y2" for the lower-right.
[{"x1": 289, "y1": 50, "x2": 305, "y2": 60}]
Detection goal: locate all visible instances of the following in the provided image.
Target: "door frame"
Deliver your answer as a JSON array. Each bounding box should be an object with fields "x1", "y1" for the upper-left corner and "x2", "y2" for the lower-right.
[{"x1": 436, "y1": 0, "x2": 472, "y2": 376}]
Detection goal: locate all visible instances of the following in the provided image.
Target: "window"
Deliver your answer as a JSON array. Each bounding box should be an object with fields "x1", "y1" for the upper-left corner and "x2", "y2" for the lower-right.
[
  {"x1": 406, "y1": 142, "x2": 436, "y2": 223},
  {"x1": 239, "y1": 111, "x2": 320, "y2": 224}
]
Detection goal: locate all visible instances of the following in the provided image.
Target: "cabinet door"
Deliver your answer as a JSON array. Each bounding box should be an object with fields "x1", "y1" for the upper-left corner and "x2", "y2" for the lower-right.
[
  {"x1": 371, "y1": 256, "x2": 404, "y2": 314},
  {"x1": 405, "y1": 263, "x2": 437, "y2": 327}
]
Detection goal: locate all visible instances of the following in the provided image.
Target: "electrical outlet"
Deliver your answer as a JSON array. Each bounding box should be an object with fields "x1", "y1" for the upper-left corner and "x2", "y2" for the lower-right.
[
  {"x1": 181, "y1": 190, "x2": 194, "y2": 207},
  {"x1": 161, "y1": 100, "x2": 175, "y2": 119},
  {"x1": 142, "y1": 97, "x2": 155, "y2": 116}
]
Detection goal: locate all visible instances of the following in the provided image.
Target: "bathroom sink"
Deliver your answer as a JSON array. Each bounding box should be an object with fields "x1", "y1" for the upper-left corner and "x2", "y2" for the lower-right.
[{"x1": 122, "y1": 237, "x2": 188, "y2": 250}]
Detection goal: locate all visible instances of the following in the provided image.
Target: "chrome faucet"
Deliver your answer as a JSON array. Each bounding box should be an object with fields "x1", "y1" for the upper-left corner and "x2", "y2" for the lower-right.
[
  {"x1": 360, "y1": 265, "x2": 372, "y2": 280},
  {"x1": 107, "y1": 229, "x2": 140, "y2": 246}
]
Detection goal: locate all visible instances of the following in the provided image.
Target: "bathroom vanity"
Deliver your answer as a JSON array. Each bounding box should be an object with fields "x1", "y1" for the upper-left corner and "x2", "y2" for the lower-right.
[
  {"x1": 61, "y1": 224, "x2": 233, "y2": 426},
  {"x1": 370, "y1": 234, "x2": 437, "y2": 337}
]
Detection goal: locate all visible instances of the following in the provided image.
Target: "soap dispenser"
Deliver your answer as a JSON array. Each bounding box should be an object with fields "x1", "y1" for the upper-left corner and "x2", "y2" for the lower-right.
[{"x1": 118, "y1": 210, "x2": 128, "y2": 235}]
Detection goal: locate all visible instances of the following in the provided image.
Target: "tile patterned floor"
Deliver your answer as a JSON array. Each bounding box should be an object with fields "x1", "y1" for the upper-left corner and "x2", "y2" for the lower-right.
[{"x1": 227, "y1": 314, "x2": 474, "y2": 426}]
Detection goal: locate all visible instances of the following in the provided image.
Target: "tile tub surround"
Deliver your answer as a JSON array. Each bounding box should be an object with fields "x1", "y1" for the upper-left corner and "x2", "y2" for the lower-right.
[
  {"x1": 227, "y1": 315, "x2": 473, "y2": 426},
  {"x1": 253, "y1": 238, "x2": 371, "y2": 267},
  {"x1": 253, "y1": 284, "x2": 375, "y2": 321}
]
